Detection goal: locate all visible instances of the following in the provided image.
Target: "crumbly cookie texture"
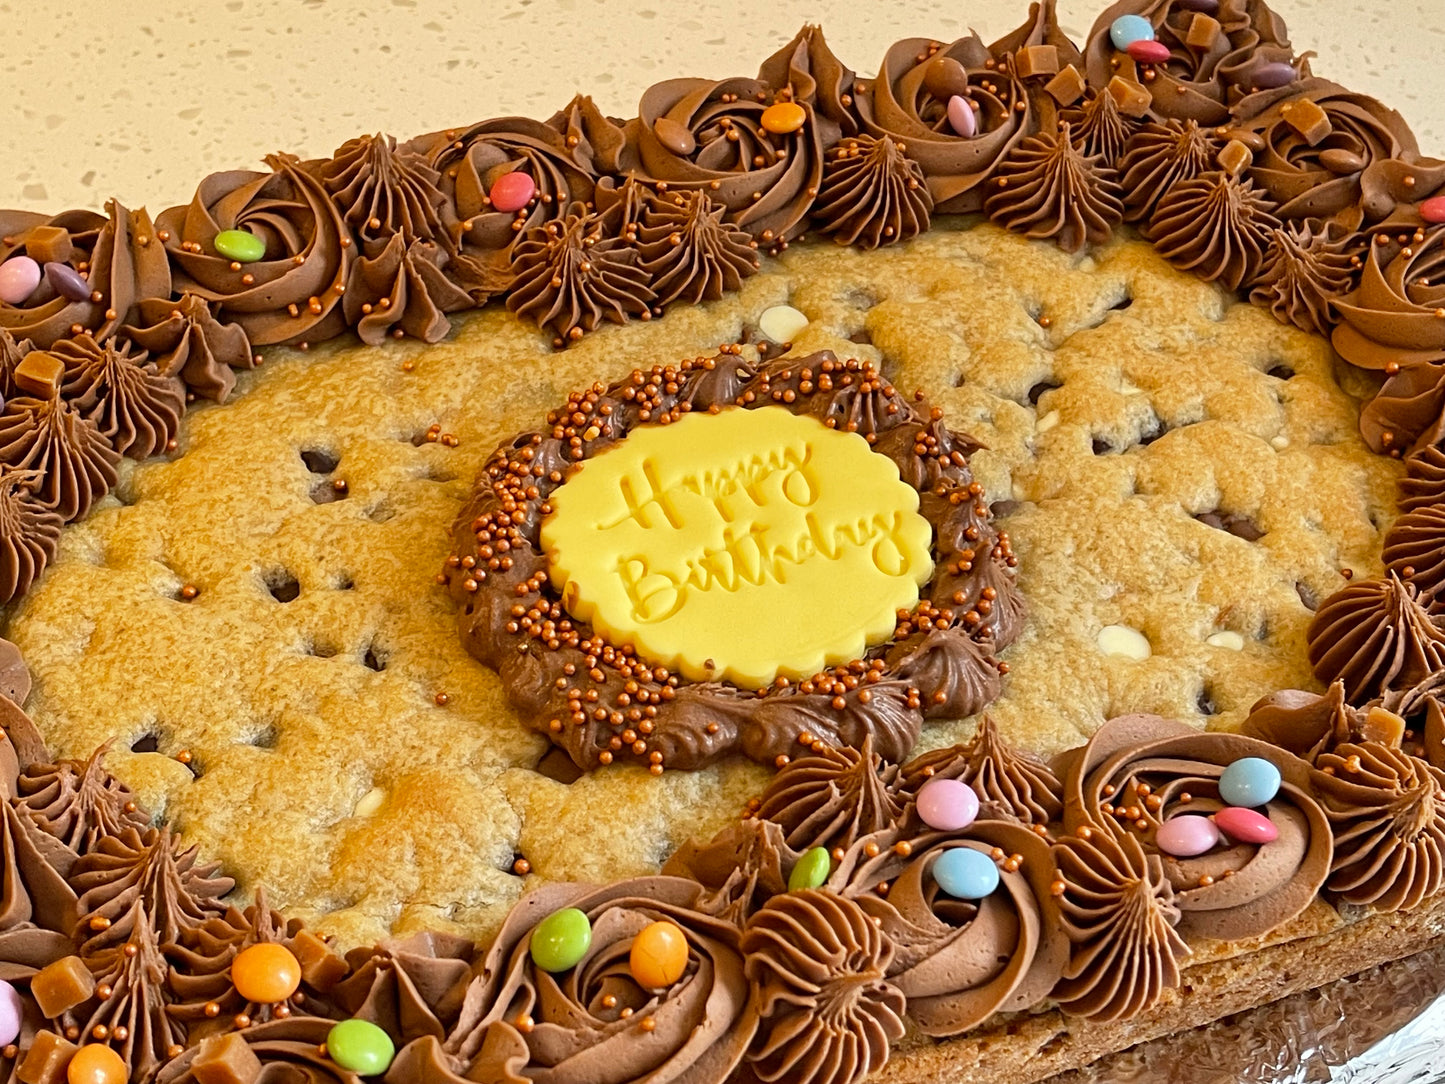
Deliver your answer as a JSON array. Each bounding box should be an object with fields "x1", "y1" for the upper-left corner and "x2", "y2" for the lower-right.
[{"x1": 0, "y1": 222, "x2": 1397, "y2": 947}]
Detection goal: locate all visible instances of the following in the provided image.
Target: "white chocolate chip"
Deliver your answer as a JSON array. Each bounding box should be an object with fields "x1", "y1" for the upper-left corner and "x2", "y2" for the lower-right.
[
  {"x1": 1270, "y1": 435, "x2": 1289, "y2": 449},
  {"x1": 354, "y1": 787, "x2": 386, "y2": 817},
  {"x1": 1011, "y1": 481, "x2": 1025, "y2": 501},
  {"x1": 1098, "y1": 624, "x2": 1151, "y2": 660},
  {"x1": 1206, "y1": 630, "x2": 1246, "y2": 651},
  {"x1": 758, "y1": 304, "x2": 809, "y2": 343},
  {"x1": 1037, "y1": 410, "x2": 1060, "y2": 433},
  {"x1": 1119, "y1": 377, "x2": 1144, "y2": 395}
]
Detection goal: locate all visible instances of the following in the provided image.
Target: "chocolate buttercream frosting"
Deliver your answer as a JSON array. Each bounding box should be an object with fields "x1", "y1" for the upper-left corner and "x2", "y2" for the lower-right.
[
  {"x1": 899, "y1": 715, "x2": 1064, "y2": 825},
  {"x1": 635, "y1": 189, "x2": 761, "y2": 307},
  {"x1": 1399, "y1": 443, "x2": 1445, "y2": 512},
  {"x1": 336, "y1": 931, "x2": 472, "y2": 1045},
  {"x1": 853, "y1": 2, "x2": 1074, "y2": 214},
  {"x1": 1358, "y1": 357, "x2": 1445, "y2": 457},
  {"x1": 0, "y1": 468, "x2": 61, "y2": 604},
  {"x1": 157, "y1": 154, "x2": 355, "y2": 348},
  {"x1": 0, "y1": 202, "x2": 170, "y2": 349},
  {"x1": 51, "y1": 333, "x2": 184, "y2": 459},
  {"x1": 985, "y1": 121, "x2": 1126, "y2": 253},
  {"x1": 1314, "y1": 741, "x2": 1445, "y2": 913},
  {"x1": 1066, "y1": 91, "x2": 1137, "y2": 167},
  {"x1": 1248, "y1": 219, "x2": 1361, "y2": 337},
  {"x1": 506, "y1": 209, "x2": 655, "y2": 345},
  {"x1": 1054, "y1": 714, "x2": 1332, "y2": 942},
  {"x1": 423, "y1": 116, "x2": 600, "y2": 300},
  {"x1": 1384, "y1": 503, "x2": 1445, "y2": 596},
  {"x1": 447, "y1": 351, "x2": 1016, "y2": 772},
  {"x1": 741, "y1": 888, "x2": 905, "y2": 1084},
  {"x1": 342, "y1": 234, "x2": 472, "y2": 346},
  {"x1": 0, "y1": 328, "x2": 32, "y2": 400},
  {"x1": 1307, "y1": 573, "x2": 1445, "y2": 704},
  {"x1": 1083, "y1": 0, "x2": 1309, "y2": 126},
  {"x1": 1145, "y1": 170, "x2": 1281, "y2": 290},
  {"x1": 1232, "y1": 78, "x2": 1418, "y2": 225},
  {"x1": 1050, "y1": 828, "x2": 1189, "y2": 1021},
  {"x1": 433, "y1": 877, "x2": 757, "y2": 1084},
  {"x1": 0, "y1": 636, "x2": 31, "y2": 705},
  {"x1": 1333, "y1": 226, "x2": 1445, "y2": 370},
  {"x1": 813, "y1": 135, "x2": 933, "y2": 249},
  {"x1": 754, "y1": 736, "x2": 903, "y2": 856},
  {"x1": 1241, "y1": 682, "x2": 1367, "y2": 762},
  {"x1": 122, "y1": 293, "x2": 255, "y2": 403},
  {"x1": 0, "y1": 390, "x2": 120, "y2": 523},
  {"x1": 156, "y1": 1017, "x2": 360, "y2": 1084},
  {"x1": 168, "y1": 890, "x2": 344, "y2": 1035},
  {"x1": 832, "y1": 818, "x2": 1068, "y2": 1038},
  {"x1": 662, "y1": 817, "x2": 802, "y2": 927},
  {"x1": 14, "y1": 745, "x2": 150, "y2": 856},
  {"x1": 1118, "y1": 119, "x2": 1222, "y2": 223}
]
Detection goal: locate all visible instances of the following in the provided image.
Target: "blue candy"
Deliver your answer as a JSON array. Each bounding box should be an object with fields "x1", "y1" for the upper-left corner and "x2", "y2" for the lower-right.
[
  {"x1": 1109, "y1": 14, "x2": 1155, "y2": 50},
  {"x1": 932, "y1": 847, "x2": 1000, "y2": 900},
  {"x1": 1219, "y1": 757, "x2": 1282, "y2": 808}
]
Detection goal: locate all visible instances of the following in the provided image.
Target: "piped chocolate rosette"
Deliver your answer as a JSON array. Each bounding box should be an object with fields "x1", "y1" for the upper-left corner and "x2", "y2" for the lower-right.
[{"x1": 443, "y1": 348, "x2": 1021, "y2": 773}]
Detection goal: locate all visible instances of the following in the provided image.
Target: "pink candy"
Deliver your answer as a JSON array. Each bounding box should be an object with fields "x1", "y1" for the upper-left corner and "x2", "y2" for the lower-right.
[
  {"x1": 1155, "y1": 815, "x2": 1219, "y2": 857},
  {"x1": 1215, "y1": 806, "x2": 1278, "y2": 845},
  {"x1": 489, "y1": 171, "x2": 537, "y2": 214},
  {"x1": 1420, "y1": 195, "x2": 1445, "y2": 225},
  {"x1": 1126, "y1": 39, "x2": 1171, "y2": 65},
  {"x1": 0, "y1": 256, "x2": 41, "y2": 305},
  {"x1": 945, "y1": 95, "x2": 977, "y2": 139},
  {"x1": 916, "y1": 777, "x2": 980, "y2": 832}
]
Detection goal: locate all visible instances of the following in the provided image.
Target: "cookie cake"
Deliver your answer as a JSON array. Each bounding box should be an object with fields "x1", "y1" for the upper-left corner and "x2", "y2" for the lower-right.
[{"x1": 0, "y1": 0, "x2": 1443, "y2": 1082}]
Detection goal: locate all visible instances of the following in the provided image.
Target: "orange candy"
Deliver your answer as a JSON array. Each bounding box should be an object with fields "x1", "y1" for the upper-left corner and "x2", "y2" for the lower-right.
[
  {"x1": 760, "y1": 101, "x2": 806, "y2": 135},
  {"x1": 629, "y1": 921, "x2": 689, "y2": 990},
  {"x1": 67, "y1": 1044, "x2": 127, "y2": 1084},
  {"x1": 231, "y1": 943, "x2": 302, "y2": 1004}
]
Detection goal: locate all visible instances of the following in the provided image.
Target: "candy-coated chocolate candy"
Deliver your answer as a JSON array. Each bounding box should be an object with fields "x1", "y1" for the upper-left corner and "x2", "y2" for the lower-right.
[
  {"x1": 932, "y1": 847, "x2": 999, "y2": 900},
  {"x1": 629, "y1": 920, "x2": 689, "y2": 989},
  {"x1": 530, "y1": 907, "x2": 591, "y2": 972},
  {"x1": 1215, "y1": 806, "x2": 1279, "y2": 844},
  {"x1": 1420, "y1": 195, "x2": 1445, "y2": 224},
  {"x1": 66, "y1": 1044, "x2": 127, "y2": 1084},
  {"x1": 1218, "y1": 757, "x2": 1281, "y2": 808},
  {"x1": 45, "y1": 261, "x2": 91, "y2": 302},
  {"x1": 789, "y1": 846, "x2": 832, "y2": 892},
  {"x1": 1319, "y1": 148, "x2": 1366, "y2": 175},
  {"x1": 917, "y1": 777, "x2": 980, "y2": 832},
  {"x1": 231, "y1": 942, "x2": 302, "y2": 1004},
  {"x1": 0, "y1": 256, "x2": 41, "y2": 305},
  {"x1": 489, "y1": 171, "x2": 537, "y2": 214},
  {"x1": 1155, "y1": 815, "x2": 1220, "y2": 857},
  {"x1": 923, "y1": 56, "x2": 970, "y2": 100},
  {"x1": 326, "y1": 1018, "x2": 396, "y2": 1076},
  {"x1": 945, "y1": 95, "x2": 977, "y2": 138},
  {"x1": 1126, "y1": 39, "x2": 1171, "y2": 65},
  {"x1": 653, "y1": 117, "x2": 697, "y2": 157},
  {"x1": 1251, "y1": 62, "x2": 1297, "y2": 89},
  {"x1": 760, "y1": 101, "x2": 807, "y2": 135},
  {"x1": 213, "y1": 228, "x2": 267, "y2": 264},
  {"x1": 0, "y1": 979, "x2": 20, "y2": 1047},
  {"x1": 1109, "y1": 14, "x2": 1155, "y2": 50}
]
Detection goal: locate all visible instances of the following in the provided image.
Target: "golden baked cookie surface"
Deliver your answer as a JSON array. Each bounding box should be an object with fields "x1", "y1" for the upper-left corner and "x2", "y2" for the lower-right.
[{"x1": 1, "y1": 222, "x2": 1397, "y2": 947}]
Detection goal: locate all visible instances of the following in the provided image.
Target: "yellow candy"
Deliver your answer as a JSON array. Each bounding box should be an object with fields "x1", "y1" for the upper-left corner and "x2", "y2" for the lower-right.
[
  {"x1": 66, "y1": 1044, "x2": 127, "y2": 1084},
  {"x1": 231, "y1": 942, "x2": 302, "y2": 1004},
  {"x1": 760, "y1": 101, "x2": 807, "y2": 135},
  {"x1": 542, "y1": 407, "x2": 933, "y2": 688},
  {"x1": 630, "y1": 920, "x2": 689, "y2": 989}
]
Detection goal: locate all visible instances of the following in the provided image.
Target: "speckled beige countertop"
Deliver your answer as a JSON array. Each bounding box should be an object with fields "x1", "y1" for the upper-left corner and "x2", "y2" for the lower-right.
[{"x1": 1, "y1": 0, "x2": 1441, "y2": 213}]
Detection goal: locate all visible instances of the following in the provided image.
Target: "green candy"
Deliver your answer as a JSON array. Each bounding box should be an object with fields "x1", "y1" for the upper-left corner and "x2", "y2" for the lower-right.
[
  {"x1": 213, "y1": 228, "x2": 266, "y2": 263},
  {"x1": 326, "y1": 1018, "x2": 395, "y2": 1076},
  {"x1": 788, "y1": 846, "x2": 831, "y2": 892},
  {"x1": 530, "y1": 907, "x2": 592, "y2": 972}
]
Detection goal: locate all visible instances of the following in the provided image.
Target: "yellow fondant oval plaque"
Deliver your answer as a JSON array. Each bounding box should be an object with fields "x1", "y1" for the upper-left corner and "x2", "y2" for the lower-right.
[{"x1": 540, "y1": 405, "x2": 934, "y2": 688}]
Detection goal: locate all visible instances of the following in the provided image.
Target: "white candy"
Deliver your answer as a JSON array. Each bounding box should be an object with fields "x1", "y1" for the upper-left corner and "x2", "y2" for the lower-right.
[
  {"x1": 354, "y1": 786, "x2": 387, "y2": 817},
  {"x1": 758, "y1": 304, "x2": 809, "y2": 344},
  {"x1": 1206, "y1": 630, "x2": 1246, "y2": 651},
  {"x1": 1036, "y1": 410, "x2": 1060, "y2": 433},
  {"x1": 1270, "y1": 435, "x2": 1289, "y2": 449},
  {"x1": 1098, "y1": 624, "x2": 1151, "y2": 660}
]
